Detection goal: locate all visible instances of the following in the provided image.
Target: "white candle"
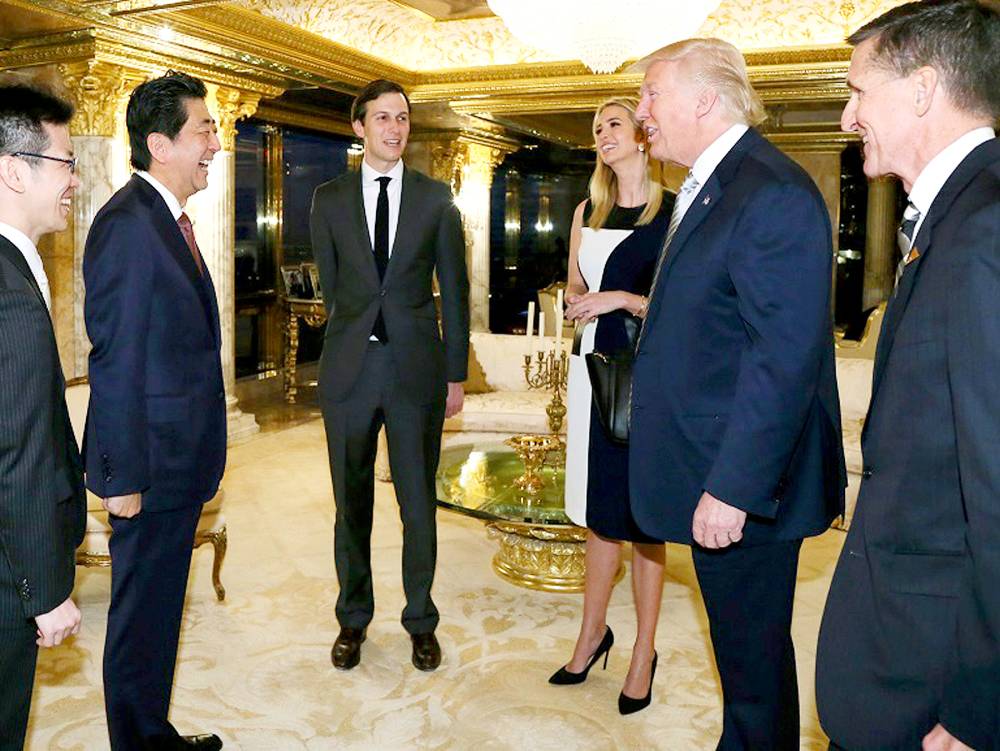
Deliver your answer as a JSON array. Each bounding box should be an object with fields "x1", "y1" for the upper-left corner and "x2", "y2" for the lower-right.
[
  {"x1": 538, "y1": 311, "x2": 546, "y2": 351},
  {"x1": 555, "y1": 288, "x2": 564, "y2": 350},
  {"x1": 525, "y1": 301, "x2": 535, "y2": 355}
]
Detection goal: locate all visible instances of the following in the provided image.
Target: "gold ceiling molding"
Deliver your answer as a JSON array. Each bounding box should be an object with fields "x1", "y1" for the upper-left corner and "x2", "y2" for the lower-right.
[
  {"x1": 252, "y1": 0, "x2": 903, "y2": 72},
  {"x1": 171, "y1": 5, "x2": 411, "y2": 90},
  {"x1": 1, "y1": 29, "x2": 285, "y2": 98},
  {"x1": 254, "y1": 0, "x2": 542, "y2": 72}
]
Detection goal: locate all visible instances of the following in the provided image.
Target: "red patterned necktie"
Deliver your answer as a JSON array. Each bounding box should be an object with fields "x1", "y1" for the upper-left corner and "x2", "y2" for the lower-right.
[{"x1": 177, "y1": 212, "x2": 204, "y2": 275}]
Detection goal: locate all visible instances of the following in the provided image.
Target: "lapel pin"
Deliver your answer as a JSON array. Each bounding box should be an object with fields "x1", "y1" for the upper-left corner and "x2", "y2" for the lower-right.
[{"x1": 703, "y1": 196, "x2": 711, "y2": 206}]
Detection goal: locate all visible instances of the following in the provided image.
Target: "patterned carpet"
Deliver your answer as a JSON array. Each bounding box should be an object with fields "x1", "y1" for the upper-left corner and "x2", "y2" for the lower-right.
[{"x1": 27, "y1": 419, "x2": 842, "y2": 750}]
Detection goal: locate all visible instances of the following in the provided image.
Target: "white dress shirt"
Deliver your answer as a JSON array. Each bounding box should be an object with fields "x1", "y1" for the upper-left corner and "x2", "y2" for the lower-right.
[
  {"x1": 677, "y1": 123, "x2": 751, "y2": 223},
  {"x1": 904, "y1": 126, "x2": 995, "y2": 248},
  {"x1": 0, "y1": 220, "x2": 51, "y2": 311},
  {"x1": 136, "y1": 170, "x2": 183, "y2": 221},
  {"x1": 360, "y1": 158, "x2": 404, "y2": 256}
]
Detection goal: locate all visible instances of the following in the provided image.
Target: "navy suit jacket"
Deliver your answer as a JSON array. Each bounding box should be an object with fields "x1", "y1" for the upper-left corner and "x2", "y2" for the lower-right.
[
  {"x1": 83, "y1": 175, "x2": 226, "y2": 512},
  {"x1": 629, "y1": 128, "x2": 845, "y2": 544},
  {"x1": 817, "y1": 138, "x2": 1000, "y2": 750}
]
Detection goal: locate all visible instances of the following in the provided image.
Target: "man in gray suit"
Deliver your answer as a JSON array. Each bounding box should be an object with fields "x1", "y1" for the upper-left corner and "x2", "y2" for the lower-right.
[
  {"x1": 310, "y1": 79, "x2": 469, "y2": 672},
  {"x1": 0, "y1": 83, "x2": 86, "y2": 750}
]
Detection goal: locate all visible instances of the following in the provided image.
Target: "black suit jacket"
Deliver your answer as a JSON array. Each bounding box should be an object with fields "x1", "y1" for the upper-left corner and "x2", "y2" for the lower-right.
[
  {"x1": 629, "y1": 129, "x2": 845, "y2": 544},
  {"x1": 817, "y1": 138, "x2": 1000, "y2": 750},
  {"x1": 309, "y1": 165, "x2": 469, "y2": 404},
  {"x1": 83, "y1": 175, "x2": 227, "y2": 511},
  {"x1": 0, "y1": 236, "x2": 85, "y2": 626}
]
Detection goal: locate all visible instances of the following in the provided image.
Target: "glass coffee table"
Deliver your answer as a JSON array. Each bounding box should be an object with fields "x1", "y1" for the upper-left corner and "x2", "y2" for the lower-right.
[{"x1": 436, "y1": 438, "x2": 622, "y2": 593}]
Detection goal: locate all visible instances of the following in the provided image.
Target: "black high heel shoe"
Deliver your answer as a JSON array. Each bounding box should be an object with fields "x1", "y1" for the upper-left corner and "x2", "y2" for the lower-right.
[
  {"x1": 618, "y1": 651, "x2": 658, "y2": 715},
  {"x1": 548, "y1": 626, "x2": 614, "y2": 685}
]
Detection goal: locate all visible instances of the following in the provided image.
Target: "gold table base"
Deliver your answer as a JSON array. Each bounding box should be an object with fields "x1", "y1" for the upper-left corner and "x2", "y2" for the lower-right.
[{"x1": 486, "y1": 520, "x2": 625, "y2": 593}]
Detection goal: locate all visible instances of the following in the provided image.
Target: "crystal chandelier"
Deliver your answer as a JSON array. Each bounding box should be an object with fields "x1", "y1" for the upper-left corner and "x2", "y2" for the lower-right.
[{"x1": 487, "y1": 0, "x2": 723, "y2": 74}]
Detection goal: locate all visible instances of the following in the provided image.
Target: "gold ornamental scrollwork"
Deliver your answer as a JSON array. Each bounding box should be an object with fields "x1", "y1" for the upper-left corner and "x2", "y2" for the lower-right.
[
  {"x1": 58, "y1": 60, "x2": 136, "y2": 138},
  {"x1": 213, "y1": 85, "x2": 262, "y2": 152}
]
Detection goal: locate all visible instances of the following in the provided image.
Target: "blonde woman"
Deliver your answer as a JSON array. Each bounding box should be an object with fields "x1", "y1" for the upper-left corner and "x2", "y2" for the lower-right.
[{"x1": 551, "y1": 98, "x2": 674, "y2": 715}]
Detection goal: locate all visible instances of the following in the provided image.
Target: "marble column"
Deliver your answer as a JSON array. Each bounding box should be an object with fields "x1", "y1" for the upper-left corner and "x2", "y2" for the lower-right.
[
  {"x1": 188, "y1": 84, "x2": 262, "y2": 443},
  {"x1": 863, "y1": 176, "x2": 899, "y2": 310},
  {"x1": 427, "y1": 140, "x2": 509, "y2": 332},
  {"x1": 58, "y1": 60, "x2": 136, "y2": 379}
]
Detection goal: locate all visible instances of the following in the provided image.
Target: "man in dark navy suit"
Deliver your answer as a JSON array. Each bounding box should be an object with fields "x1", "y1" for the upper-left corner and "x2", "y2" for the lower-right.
[
  {"x1": 817, "y1": 3, "x2": 1000, "y2": 750},
  {"x1": 84, "y1": 71, "x2": 226, "y2": 751},
  {"x1": 631, "y1": 39, "x2": 845, "y2": 749},
  {"x1": 0, "y1": 82, "x2": 86, "y2": 751}
]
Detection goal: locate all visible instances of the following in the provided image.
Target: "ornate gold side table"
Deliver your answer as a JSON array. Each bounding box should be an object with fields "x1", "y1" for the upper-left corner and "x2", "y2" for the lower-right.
[
  {"x1": 437, "y1": 440, "x2": 624, "y2": 593},
  {"x1": 282, "y1": 296, "x2": 326, "y2": 403}
]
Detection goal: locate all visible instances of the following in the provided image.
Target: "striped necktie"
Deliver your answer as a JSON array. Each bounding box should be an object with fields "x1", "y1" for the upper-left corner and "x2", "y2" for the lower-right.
[
  {"x1": 637, "y1": 172, "x2": 700, "y2": 346},
  {"x1": 894, "y1": 202, "x2": 920, "y2": 288}
]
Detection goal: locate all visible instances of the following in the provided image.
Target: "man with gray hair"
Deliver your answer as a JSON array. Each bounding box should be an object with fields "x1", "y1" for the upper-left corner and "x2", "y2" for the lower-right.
[
  {"x1": 630, "y1": 38, "x2": 845, "y2": 748},
  {"x1": 817, "y1": 2, "x2": 1000, "y2": 749},
  {"x1": 0, "y1": 82, "x2": 86, "y2": 749}
]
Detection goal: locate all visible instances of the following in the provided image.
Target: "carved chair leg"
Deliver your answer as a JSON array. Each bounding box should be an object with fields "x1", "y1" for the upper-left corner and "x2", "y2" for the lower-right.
[{"x1": 195, "y1": 526, "x2": 228, "y2": 601}]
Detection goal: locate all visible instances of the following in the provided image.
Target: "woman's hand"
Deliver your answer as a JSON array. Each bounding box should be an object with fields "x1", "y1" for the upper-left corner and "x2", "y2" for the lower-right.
[{"x1": 564, "y1": 291, "x2": 629, "y2": 323}]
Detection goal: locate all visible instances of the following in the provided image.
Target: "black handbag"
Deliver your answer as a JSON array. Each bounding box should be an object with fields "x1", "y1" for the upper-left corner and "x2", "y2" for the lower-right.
[{"x1": 578, "y1": 316, "x2": 640, "y2": 445}]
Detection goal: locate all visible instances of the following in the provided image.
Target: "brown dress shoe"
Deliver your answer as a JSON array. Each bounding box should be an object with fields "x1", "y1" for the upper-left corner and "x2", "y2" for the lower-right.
[
  {"x1": 332, "y1": 627, "x2": 366, "y2": 670},
  {"x1": 411, "y1": 632, "x2": 441, "y2": 671}
]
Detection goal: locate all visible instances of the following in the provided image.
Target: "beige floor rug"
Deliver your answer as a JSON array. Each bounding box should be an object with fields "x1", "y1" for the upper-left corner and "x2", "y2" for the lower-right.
[{"x1": 27, "y1": 419, "x2": 842, "y2": 750}]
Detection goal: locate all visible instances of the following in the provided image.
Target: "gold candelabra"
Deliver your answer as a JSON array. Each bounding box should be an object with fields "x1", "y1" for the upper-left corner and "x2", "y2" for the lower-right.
[
  {"x1": 504, "y1": 434, "x2": 564, "y2": 498},
  {"x1": 523, "y1": 348, "x2": 569, "y2": 434}
]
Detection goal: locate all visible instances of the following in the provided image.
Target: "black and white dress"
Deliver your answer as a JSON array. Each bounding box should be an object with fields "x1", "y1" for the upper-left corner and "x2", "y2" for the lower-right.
[{"x1": 563, "y1": 199, "x2": 672, "y2": 542}]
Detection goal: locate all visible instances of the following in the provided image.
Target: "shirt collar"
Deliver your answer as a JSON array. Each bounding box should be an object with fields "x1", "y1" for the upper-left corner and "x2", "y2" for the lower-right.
[
  {"x1": 907, "y1": 127, "x2": 995, "y2": 217},
  {"x1": 136, "y1": 170, "x2": 184, "y2": 220},
  {"x1": 360, "y1": 158, "x2": 404, "y2": 184},
  {"x1": 0, "y1": 221, "x2": 38, "y2": 262},
  {"x1": 0, "y1": 220, "x2": 50, "y2": 308},
  {"x1": 690, "y1": 123, "x2": 750, "y2": 186}
]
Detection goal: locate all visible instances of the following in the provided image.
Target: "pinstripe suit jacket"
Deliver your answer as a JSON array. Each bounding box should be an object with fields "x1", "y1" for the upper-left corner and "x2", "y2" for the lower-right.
[{"x1": 0, "y1": 235, "x2": 85, "y2": 628}]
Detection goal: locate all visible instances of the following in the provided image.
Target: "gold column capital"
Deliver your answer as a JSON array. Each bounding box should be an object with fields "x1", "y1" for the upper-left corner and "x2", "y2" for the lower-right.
[
  {"x1": 58, "y1": 60, "x2": 140, "y2": 138},
  {"x1": 212, "y1": 86, "x2": 261, "y2": 151},
  {"x1": 427, "y1": 135, "x2": 515, "y2": 195}
]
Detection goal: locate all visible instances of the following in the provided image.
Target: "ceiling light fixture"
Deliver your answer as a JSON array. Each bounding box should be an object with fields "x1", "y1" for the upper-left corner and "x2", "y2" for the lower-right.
[{"x1": 486, "y1": 0, "x2": 722, "y2": 74}]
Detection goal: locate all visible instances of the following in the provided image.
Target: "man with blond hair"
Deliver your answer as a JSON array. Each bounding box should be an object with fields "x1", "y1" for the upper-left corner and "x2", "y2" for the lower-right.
[
  {"x1": 630, "y1": 38, "x2": 845, "y2": 748},
  {"x1": 817, "y1": 2, "x2": 1000, "y2": 749}
]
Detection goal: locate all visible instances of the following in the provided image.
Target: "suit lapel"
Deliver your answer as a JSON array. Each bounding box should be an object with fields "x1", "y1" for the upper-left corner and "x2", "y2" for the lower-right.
[
  {"x1": 386, "y1": 166, "x2": 420, "y2": 281},
  {"x1": 348, "y1": 173, "x2": 381, "y2": 286},
  {"x1": 656, "y1": 129, "x2": 757, "y2": 283},
  {"x1": 131, "y1": 176, "x2": 216, "y2": 334},
  {"x1": 867, "y1": 137, "x2": 1000, "y2": 410},
  {"x1": 0, "y1": 235, "x2": 46, "y2": 309}
]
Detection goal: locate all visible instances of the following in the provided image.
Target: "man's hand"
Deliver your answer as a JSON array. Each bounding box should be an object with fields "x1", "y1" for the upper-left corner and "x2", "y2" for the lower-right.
[
  {"x1": 692, "y1": 491, "x2": 747, "y2": 549},
  {"x1": 35, "y1": 598, "x2": 82, "y2": 647},
  {"x1": 445, "y1": 382, "x2": 464, "y2": 419},
  {"x1": 923, "y1": 724, "x2": 972, "y2": 751},
  {"x1": 103, "y1": 493, "x2": 142, "y2": 518}
]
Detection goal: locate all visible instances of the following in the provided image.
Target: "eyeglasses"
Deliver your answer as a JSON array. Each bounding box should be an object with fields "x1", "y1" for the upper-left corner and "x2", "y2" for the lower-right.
[{"x1": 10, "y1": 151, "x2": 78, "y2": 174}]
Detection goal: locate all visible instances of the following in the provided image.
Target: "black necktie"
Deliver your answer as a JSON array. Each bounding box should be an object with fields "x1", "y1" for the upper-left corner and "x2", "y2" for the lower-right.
[{"x1": 372, "y1": 176, "x2": 390, "y2": 342}]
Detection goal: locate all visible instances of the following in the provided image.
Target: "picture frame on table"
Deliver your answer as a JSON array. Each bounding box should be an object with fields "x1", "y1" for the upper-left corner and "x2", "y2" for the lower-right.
[
  {"x1": 302, "y1": 262, "x2": 322, "y2": 300},
  {"x1": 280, "y1": 264, "x2": 308, "y2": 299}
]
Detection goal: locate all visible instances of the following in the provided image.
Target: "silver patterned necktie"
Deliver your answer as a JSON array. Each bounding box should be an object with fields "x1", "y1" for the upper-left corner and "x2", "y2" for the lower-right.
[
  {"x1": 894, "y1": 201, "x2": 921, "y2": 288},
  {"x1": 637, "y1": 172, "x2": 700, "y2": 346}
]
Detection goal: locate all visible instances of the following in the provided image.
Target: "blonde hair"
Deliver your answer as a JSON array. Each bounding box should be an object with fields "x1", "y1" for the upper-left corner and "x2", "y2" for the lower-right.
[
  {"x1": 587, "y1": 97, "x2": 664, "y2": 231},
  {"x1": 636, "y1": 38, "x2": 766, "y2": 126}
]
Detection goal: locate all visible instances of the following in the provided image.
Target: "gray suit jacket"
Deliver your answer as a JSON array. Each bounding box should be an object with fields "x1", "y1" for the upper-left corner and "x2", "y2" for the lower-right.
[
  {"x1": 0, "y1": 236, "x2": 85, "y2": 627},
  {"x1": 309, "y1": 165, "x2": 469, "y2": 404}
]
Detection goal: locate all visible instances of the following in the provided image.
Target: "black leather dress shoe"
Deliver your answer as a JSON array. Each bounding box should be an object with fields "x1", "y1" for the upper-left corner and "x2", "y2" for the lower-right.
[
  {"x1": 176, "y1": 735, "x2": 223, "y2": 750},
  {"x1": 332, "y1": 627, "x2": 366, "y2": 670},
  {"x1": 148, "y1": 734, "x2": 223, "y2": 750},
  {"x1": 411, "y1": 631, "x2": 441, "y2": 671}
]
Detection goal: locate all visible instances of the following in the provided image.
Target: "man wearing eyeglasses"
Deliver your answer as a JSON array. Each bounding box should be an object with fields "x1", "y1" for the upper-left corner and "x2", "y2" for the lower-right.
[{"x1": 0, "y1": 82, "x2": 86, "y2": 750}]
